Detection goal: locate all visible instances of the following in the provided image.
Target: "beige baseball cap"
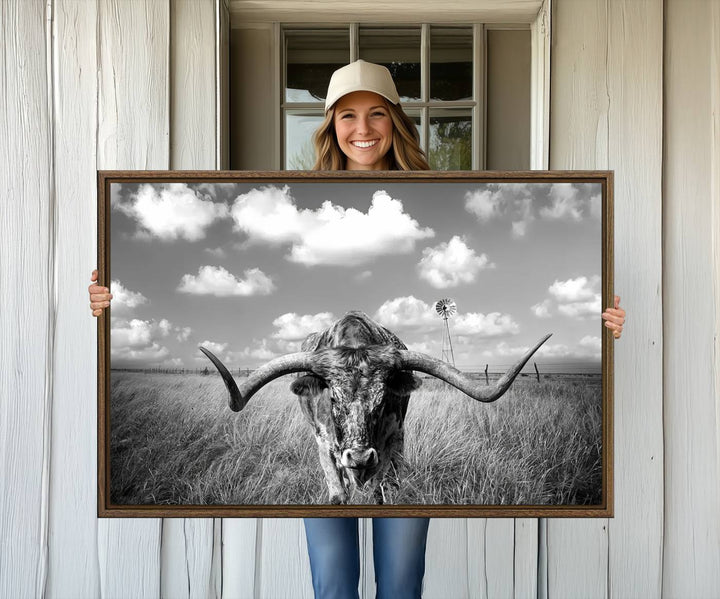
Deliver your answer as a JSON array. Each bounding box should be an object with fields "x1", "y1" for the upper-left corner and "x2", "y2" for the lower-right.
[{"x1": 324, "y1": 60, "x2": 400, "y2": 112}]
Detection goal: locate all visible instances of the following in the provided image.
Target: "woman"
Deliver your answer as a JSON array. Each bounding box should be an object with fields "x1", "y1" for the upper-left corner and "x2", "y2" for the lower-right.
[{"x1": 88, "y1": 60, "x2": 626, "y2": 598}]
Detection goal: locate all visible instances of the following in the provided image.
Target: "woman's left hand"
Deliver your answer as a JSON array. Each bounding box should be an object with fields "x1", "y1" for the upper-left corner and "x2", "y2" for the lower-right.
[{"x1": 602, "y1": 295, "x2": 626, "y2": 339}]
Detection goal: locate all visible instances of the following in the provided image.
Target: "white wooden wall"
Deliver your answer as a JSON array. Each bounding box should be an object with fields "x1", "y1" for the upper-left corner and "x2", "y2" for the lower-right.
[{"x1": 1, "y1": 0, "x2": 718, "y2": 597}]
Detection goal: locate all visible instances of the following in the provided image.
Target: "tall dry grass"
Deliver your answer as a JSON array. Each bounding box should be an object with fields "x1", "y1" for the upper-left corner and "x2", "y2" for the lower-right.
[{"x1": 109, "y1": 372, "x2": 601, "y2": 505}]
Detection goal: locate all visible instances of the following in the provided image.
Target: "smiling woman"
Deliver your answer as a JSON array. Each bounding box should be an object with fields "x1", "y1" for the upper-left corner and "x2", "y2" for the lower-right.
[{"x1": 311, "y1": 60, "x2": 429, "y2": 172}]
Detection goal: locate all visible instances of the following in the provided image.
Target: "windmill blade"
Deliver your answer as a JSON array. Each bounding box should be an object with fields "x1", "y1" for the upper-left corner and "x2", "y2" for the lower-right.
[{"x1": 435, "y1": 298, "x2": 457, "y2": 318}]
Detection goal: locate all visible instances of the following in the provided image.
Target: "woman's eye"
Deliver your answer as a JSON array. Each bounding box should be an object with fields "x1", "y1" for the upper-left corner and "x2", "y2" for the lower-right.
[{"x1": 340, "y1": 113, "x2": 354, "y2": 119}]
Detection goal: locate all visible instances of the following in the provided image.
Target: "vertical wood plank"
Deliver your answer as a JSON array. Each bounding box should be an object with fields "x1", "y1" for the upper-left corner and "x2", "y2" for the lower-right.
[
  {"x1": 424, "y1": 519, "x2": 469, "y2": 599},
  {"x1": 466, "y1": 519, "x2": 515, "y2": 599},
  {"x1": 258, "y1": 519, "x2": 314, "y2": 598},
  {"x1": 513, "y1": 519, "x2": 538, "y2": 599},
  {"x1": 47, "y1": 0, "x2": 101, "y2": 596},
  {"x1": 96, "y1": 1, "x2": 169, "y2": 595},
  {"x1": 0, "y1": 1, "x2": 52, "y2": 597},
  {"x1": 222, "y1": 519, "x2": 256, "y2": 599},
  {"x1": 663, "y1": 1, "x2": 720, "y2": 595},
  {"x1": 161, "y1": 521, "x2": 216, "y2": 599},
  {"x1": 169, "y1": 0, "x2": 216, "y2": 170},
  {"x1": 162, "y1": 1, "x2": 219, "y2": 597},
  {"x1": 606, "y1": 1, "x2": 664, "y2": 597},
  {"x1": 547, "y1": 1, "x2": 609, "y2": 595}
]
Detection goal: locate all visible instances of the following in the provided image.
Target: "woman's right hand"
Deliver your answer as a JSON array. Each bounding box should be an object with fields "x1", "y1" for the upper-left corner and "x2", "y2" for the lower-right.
[{"x1": 89, "y1": 269, "x2": 113, "y2": 317}]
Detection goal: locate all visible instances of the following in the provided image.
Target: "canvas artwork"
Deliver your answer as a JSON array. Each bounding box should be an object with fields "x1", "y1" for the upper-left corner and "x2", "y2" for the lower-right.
[{"x1": 98, "y1": 171, "x2": 613, "y2": 517}]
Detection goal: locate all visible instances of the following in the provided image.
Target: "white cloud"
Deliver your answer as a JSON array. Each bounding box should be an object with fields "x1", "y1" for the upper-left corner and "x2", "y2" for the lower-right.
[
  {"x1": 465, "y1": 186, "x2": 535, "y2": 237},
  {"x1": 374, "y1": 296, "x2": 518, "y2": 339},
  {"x1": 539, "y1": 275, "x2": 602, "y2": 320},
  {"x1": 579, "y1": 335, "x2": 601, "y2": 352},
  {"x1": 230, "y1": 186, "x2": 434, "y2": 266},
  {"x1": 176, "y1": 326, "x2": 192, "y2": 342},
  {"x1": 229, "y1": 339, "x2": 280, "y2": 363},
  {"x1": 557, "y1": 297, "x2": 601, "y2": 318},
  {"x1": 531, "y1": 299, "x2": 552, "y2": 318},
  {"x1": 405, "y1": 340, "x2": 435, "y2": 354},
  {"x1": 272, "y1": 312, "x2": 335, "y2": 341},
  {"x1": 417, "y1": 236, "x2": 493, "y2": 288},
  {"x1": 464, "y1": 189, "x2": 503, "y2": 222},
  {"x1": 510, "y1": 198, "x2": 535, "y2": 238},
  {"x1": 548, "y1": 275, "x2": 600, "y2": 303},
  {"x1": 466, "y1": 183, "x2": 600, "y2": 237},
  {"x1": 115, "y1": 183, "x2": 229, "y2": 241},
  {"x1": 374, "y1": 296, "x2": 438, "y2": 332},
  {"x1": 111, "y1": 317, "x2": 184, "y2": 367},
  {"x1": 112, "y1": 344, "x2": 171, "y2": 366},
  {"x1": 276, "y1": 339, "x2": 303, "y2": 353},
  {"x1": 177, "y1": 265, "x2": 275, "y2": 296},
  {"x1": 109, "y1": 280, "x2": 148, "y2": 316},
  {"x1": 454, "y1": 312, "x2": 519, "y2": 337},
  {"x1": 539, "y1": 183, "x2": 599, "y2": 222},
  {"x1": 204, "y1": 246, "x2": 226, "y2": 258},
  {"x1": 110, "y1": 183, "x2": 123, "y2": 208}
]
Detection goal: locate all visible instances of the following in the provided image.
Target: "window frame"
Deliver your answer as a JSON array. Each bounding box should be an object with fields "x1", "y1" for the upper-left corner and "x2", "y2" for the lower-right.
[{"x1": 281, "y1": 22, "x2": 493, "y2": 171}]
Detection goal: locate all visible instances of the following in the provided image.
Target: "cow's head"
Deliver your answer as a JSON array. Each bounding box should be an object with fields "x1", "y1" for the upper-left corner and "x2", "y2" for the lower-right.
[{"x1": 289, "y1": 345, "x2": 421, "y2": 486}]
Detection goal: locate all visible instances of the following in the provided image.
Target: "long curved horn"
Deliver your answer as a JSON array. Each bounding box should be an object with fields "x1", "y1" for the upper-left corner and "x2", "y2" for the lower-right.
[
  {"x1": 399, "y1": 333, "x2": 552, "y2": 403},
  {"x1": 199, "y1": 347, "x2": 314, "y2": 411}
]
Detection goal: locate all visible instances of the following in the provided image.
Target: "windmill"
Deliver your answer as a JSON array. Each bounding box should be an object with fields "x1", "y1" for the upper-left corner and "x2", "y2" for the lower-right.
[{"x1": 435, "y1": 298, "x2": 457, "y2": 366}]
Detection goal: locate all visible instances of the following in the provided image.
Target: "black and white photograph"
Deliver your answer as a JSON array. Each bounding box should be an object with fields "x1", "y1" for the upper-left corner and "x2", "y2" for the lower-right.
[{"x1": 100, "y1": 171, "x2": 612, "y2": 517}]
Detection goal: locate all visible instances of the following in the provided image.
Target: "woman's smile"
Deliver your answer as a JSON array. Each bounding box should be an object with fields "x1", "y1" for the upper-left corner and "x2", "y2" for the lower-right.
[{"x1": 350, "y1": 139, "x2": 379, "y2": 149}]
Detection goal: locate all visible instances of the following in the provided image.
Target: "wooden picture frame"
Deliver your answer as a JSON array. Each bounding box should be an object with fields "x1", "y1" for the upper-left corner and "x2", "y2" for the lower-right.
[{"x1": 98, "y1": 170, "x2": 613, "y2": 518}]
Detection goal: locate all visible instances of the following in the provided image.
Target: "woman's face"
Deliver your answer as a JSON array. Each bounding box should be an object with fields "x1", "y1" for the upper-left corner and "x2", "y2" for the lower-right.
[{"x1": 333, "y1": 91, "x2": 394, "y2": 170}]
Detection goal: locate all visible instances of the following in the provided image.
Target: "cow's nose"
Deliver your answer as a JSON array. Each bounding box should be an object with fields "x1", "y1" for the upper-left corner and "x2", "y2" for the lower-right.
[{"x1": 341, "y1": 447, "x2": 378, "y2": 469}]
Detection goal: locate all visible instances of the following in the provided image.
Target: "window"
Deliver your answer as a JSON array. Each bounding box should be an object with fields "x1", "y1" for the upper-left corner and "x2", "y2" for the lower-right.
[
  {"x1": 228, "y1": 23, "x2": 531, "y2": 171},
  {"x1": 283, "y1": 25, "x2": 479, "y2": 170}
]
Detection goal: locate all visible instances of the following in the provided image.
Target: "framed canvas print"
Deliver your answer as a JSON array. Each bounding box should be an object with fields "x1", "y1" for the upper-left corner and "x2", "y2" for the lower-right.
[{"x1": 97, "y1": 171, "x2": 613, "y2": 517}]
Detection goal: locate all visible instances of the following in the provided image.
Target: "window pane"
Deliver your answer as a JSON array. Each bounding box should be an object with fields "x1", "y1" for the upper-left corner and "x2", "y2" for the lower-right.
[
  {"x1": 285, "y1": 112, "x2": 324, "y2": 169},
  {"x1": 286, "y1": 30, "x2": 349, "y2": 103},
  {"x1": 429, "y1": 109, "x2": 472, "y2": 170},
  {"x1": 430, "y1": 27, "x2": 473, "y2": 101},
  {"x1": 402, "y1": 109, "x2": 423, "y2": 148},
  {"x1": 359, "y1": 28, "x2": 421, "y2": 102}
]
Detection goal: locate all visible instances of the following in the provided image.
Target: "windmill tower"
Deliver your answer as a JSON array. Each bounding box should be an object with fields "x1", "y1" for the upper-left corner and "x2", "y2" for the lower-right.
[{"x1": 435, "y1": 298, "x2": 457, "y2": 366}]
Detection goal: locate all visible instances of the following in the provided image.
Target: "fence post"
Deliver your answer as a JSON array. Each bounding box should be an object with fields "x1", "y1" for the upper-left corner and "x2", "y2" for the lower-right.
[
  {"x1": 534, "y1": 361, "x2": 540, "y2": 383},
  {"x1": 484, "y1": 364, "x2": 489, "y2": 385}
]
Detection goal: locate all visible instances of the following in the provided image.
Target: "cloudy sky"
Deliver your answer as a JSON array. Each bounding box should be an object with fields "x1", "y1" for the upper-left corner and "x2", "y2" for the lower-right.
[{"x1": 110, "y1": 180, "x2": 604, "y2": 372}]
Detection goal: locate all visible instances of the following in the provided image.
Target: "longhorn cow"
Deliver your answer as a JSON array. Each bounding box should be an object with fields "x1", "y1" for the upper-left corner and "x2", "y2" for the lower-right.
[{"x1": 200, "y1": 311, "x2": 551, "y2": 504}]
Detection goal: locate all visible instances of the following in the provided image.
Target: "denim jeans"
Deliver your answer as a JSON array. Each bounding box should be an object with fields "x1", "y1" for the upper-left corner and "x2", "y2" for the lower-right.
[{"x1": 303, "y1": 517, "x2": 431, "y2": 599}]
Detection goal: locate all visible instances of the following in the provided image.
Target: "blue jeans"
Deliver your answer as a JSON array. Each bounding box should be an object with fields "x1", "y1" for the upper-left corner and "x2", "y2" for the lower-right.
[{"x1": 304, "y1": 517, "x2": 430, "y2": 599}]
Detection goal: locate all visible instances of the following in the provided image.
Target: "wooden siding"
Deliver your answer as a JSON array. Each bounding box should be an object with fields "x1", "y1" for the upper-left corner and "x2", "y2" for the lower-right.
[
  {"x1": 1, "y1": 0, "x2": 718, "y2": 597},
  {"x1": 663, "y1": 0, "x2": 720, "y2": 595}
]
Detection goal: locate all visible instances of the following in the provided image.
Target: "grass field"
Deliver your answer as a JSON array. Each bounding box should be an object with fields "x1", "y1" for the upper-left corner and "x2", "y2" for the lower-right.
[{"x1": 109, "y1": 371, "x2": 602, "y2": 506}]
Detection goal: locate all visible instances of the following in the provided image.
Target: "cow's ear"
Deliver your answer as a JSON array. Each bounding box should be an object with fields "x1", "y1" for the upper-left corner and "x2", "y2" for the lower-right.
[{"x1": 291, "y1": 374, "x2": 328, "y2": 397}]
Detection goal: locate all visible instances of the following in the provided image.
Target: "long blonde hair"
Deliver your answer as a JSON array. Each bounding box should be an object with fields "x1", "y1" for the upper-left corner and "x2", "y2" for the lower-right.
[{"x1": 311, "y1": 100, "x2": 430, "y2": 171}]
